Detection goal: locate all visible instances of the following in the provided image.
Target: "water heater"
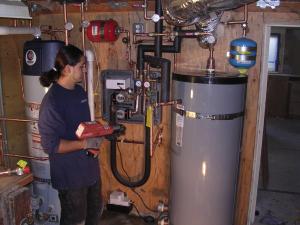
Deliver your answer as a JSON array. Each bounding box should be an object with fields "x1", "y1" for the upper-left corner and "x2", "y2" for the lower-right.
[
  {"x1": 23, "y1": 39, "x2": 64, "y2": 224},
  {"x1": 170, "y1": 72, "x2": 247, "y2": 225}
]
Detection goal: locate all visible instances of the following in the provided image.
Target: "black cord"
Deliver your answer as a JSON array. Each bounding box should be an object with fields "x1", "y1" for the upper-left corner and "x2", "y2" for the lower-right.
[
  {"x1": 116, "y1": 143, "x2": 131, "y2": 181},
  {"x1": 116, "y1": 143, "x2": 157, "y2": 213},
  {"x1": 131, "y1": 188, "x2": 157, "y2": 213},
  {"x1": 132, "y1": 202, "x2": 142, "y2": 217}
]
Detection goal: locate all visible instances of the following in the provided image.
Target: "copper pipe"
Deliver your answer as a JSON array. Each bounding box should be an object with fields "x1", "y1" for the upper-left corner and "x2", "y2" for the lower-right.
[
  {"x1": 121, "y1": 29, "x2": 133, "y2": 66},
  {"x1": 117, "y1": 139, "x2": 144, "y2": 145},
  {"x1": 174, "y1": 53, "x2": 177, "y2": 72},
  {"x1": 0, "y1": 117, "x2": 37, "y2": 122},
  {"x1": 4, "y1": 153, "x2": 48, "y2": 161},
  {"x1": 0, "y1": 131, "x2": 3, "y2": 166},
  {"x1": 223, "y1": 4, "x2": 249, "y2": 36},
  {"x1": 133, "y1": 31, "x2": 211, "y2": 44},
  {"x1": 142, "y1": 0, "x2": 164, "y2": 21},
  {"x1": 141, "y1": 70, "x2": 147, "y2": 115},
  {"x1": 80, "y1": 3, "x2": 86, "y2": 54},
  {"x1": 143, "y1": 0, "x2": 152, "y2": 20},
  {"x1": 150, "y1": 115, "x2": 153, "y2": 156},
  {"x1": 63, "y1": 2, "x2": 69, "y2": 45},
  {"x1": 152, "y1": 127, "x2": 163, "y2": 155},
  {"x1": 206, "y1": 45, "x2": 215, "y2": 75},
  {"x1": 224, "y1": 4, "x2": 248, "y2": 25},
  {"x1": 133, "y1": 34, "x2": 171, "y2": 45},
  {"x1": 129, "y1": 94, "x2": 140, "y2": 116},
  {"x1": 153, "y1": 99, "x2": 182, "y2": 108}
]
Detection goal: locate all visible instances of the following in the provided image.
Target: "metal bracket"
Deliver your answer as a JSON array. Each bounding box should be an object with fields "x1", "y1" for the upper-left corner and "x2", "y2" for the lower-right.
[{"x1": 173, "y1": 107, "x2": 244, "y2": 120}]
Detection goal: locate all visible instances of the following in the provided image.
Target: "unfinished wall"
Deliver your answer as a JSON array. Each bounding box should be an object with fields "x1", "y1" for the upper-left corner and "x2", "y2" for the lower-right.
[
  {"x1": 1, "y1": 4, "x2": 300, "y2": 224},
  {"x1": 0, "y1": 20, "x2": 30, "y2": 167},
  {"x1": 34, "y1": 9, "x2": 263, "y2": 216}
]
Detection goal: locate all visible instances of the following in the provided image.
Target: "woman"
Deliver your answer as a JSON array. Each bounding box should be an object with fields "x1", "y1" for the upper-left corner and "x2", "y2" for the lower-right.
[{"x1": 38, "y1": 44, "x2": 103, "y2": 225}]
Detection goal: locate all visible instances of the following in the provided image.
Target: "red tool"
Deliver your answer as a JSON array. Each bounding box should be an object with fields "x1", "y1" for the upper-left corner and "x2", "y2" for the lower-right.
[
  {"x1": 76, "y1": 121, "x2": 125, "y2": 158},
  {"x1": 76, "y1": 121, "x2": 124, "y2": 139}
]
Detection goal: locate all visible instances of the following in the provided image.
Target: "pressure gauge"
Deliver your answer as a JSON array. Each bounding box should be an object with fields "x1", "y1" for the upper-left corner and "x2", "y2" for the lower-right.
[
  {"x1": 144, "y1": 81, "x2": 150, "y2": 88},
  {"x1": 135, "y1": 80, "x2": 142, "y2": 87},
  {"x1": 116, "y1": 93, "x2": 125, "y2": 103}
]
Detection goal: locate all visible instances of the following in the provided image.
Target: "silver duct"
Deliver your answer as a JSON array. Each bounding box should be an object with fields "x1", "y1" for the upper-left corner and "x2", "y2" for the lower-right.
[
  {"x1": 162, "y1": 0, "x2": 254, "y2": 45},
  {"x1": 162, "y1": 0, "x2": 253, "y2": 26},
  {"x1": 195, "y1": 12, "x2": 222, "y2": 47}
]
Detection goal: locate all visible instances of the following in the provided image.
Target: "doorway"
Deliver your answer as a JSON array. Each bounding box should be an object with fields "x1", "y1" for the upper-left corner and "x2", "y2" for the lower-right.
[{"x1": 249, "y1": 24, "x2": 300, "y2": 225}]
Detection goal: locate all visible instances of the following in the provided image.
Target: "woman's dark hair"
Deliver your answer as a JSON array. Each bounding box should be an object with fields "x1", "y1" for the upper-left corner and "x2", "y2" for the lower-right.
[{"x1": 39, "y1": 44, "x2": 84, "y2": 87}]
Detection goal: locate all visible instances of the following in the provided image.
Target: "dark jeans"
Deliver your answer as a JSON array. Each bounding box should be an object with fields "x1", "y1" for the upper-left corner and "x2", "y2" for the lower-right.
[{"x1": 58, "y1": 180, "x2": 103, "y2": 225}]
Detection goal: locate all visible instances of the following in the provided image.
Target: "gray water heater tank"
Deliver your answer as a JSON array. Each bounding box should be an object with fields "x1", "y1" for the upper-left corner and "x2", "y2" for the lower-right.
[{"x1": 170, "y1": 72, "x2": 247, "y2": 225}]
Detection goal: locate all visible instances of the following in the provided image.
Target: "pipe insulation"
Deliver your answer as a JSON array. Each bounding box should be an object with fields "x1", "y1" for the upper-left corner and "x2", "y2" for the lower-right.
[
  {"x1": 0, "y1": 26, "x2": 41, "y2": 37},
  {"x1": 85, "y1": 50, "x2": 95, "y2": 121}
]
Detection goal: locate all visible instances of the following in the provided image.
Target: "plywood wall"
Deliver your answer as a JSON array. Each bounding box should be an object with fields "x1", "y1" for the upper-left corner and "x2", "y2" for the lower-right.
[
  {"x1": 0, "y1": 19, "x2": 31, "y2": 167},
  {"x1": 1, "y1": 5, "x2": 300, "y2": 223},
  {"x1": 34, "y1": 9, "x2": 262, "y2": 215}
]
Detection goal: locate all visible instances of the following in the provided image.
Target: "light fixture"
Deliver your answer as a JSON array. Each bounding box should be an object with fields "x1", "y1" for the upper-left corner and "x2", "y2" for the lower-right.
[{"x1": 0, "y1": 0, "x2": 32, "y2": 19}]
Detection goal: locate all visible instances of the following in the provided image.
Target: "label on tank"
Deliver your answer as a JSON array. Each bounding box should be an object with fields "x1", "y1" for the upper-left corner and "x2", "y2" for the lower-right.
[
  {"x1": 175, "y1": 104, "x2": 184, "y2": 147},
  {"x1": 25, "y1": 49, "x2": 37, "y2": 66}
]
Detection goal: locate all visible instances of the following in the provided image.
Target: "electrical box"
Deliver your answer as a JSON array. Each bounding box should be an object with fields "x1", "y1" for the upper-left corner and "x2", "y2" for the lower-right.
[
  {"x1": 101, "y1": 70, "x2": 162, "y2": 124},
  {"x1": 102, "y1": 70, "x2": 143, "y2": 123},
  {"x1": 133, "y1": 23, "x2": 144, "y2": 34}
]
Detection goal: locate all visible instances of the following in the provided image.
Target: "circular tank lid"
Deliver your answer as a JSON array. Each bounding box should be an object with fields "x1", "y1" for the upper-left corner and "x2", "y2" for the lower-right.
[{"x1": 173, "y1": 71, "x2": 248, "y2": 84}]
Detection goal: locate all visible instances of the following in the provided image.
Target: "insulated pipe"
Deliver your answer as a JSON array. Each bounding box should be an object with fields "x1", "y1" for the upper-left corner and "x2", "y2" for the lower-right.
[
  {"x1": 0, "y1": 26, "x2": 41, "y2": 37},
  {"x1": 155, "y1": 0, "x2": 163, "y2": 57},
  {"x1": 137, "y1": 26, "x2": 182, "y2": 70},
  {"x1": 85, "y1": 50, "x2": 95, "y2": 121},
  {"x1": 144, "y1": 55, "x2": 171, "y2": 102}
]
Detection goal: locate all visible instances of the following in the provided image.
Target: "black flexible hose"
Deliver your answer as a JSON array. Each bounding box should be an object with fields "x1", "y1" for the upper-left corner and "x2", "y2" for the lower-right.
[
  {"x1": 110, "y1": 123, "x2": 151, "y2": 188},
  {"x1": 109, "y1": 95, "x2": 151, "y2": 187}
]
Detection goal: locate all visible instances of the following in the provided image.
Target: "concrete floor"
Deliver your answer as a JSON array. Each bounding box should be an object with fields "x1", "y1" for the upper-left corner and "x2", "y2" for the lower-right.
[
  {"x1": 99, "y1": 210, "x2": 153, "y2": 225},
  {"x1": 253, "y1": 118, "x2": 300, "y2": 225}
]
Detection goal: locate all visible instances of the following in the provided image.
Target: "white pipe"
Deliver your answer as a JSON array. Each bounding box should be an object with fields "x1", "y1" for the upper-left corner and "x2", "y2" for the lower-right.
[
  {"x1": 85, "y1": 50, "x2": 95, "y2": 121},
  {"x1": 0, "y1": 26, "x2": 41, "y2": 37}
]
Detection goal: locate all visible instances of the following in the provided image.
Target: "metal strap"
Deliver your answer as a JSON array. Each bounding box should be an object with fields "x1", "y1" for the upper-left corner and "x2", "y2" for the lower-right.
[
  {"x1": 230, "y1": 54, "x2": 256, "y2": 61},
  {"x1": 230, "y1": 45, "x2": 257, "y2": 52},
  {"x1": 173, "y1": 107, "x2": 244, "y2": 120},
  {"x1": 34, "y1": 176, "x2": 51, "y2": 184}
]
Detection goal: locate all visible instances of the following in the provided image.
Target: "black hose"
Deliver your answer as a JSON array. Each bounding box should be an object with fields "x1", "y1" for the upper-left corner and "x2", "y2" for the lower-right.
[
  {"x1": 155, "y1": 0, "x2": 163, "y2": 57},
  {"x1": 110, "y1": 122, "x2": 151, "y2": 188}
]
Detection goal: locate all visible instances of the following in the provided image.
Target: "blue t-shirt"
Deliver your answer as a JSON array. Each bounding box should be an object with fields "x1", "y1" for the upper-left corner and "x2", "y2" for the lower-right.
[{"x1": 38, "y1": 83, "x2": 100, "y2": 190}]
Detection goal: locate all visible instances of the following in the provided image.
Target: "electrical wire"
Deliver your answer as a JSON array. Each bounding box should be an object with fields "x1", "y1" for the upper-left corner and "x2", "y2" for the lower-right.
[
  {"x1": 116, "y1": 142, "x2": 131, "y2": 181},
  {"x1": 116, "y1": 143, "x2": 157, "y2": 213},
  {"x1": 131, "y1": 188, "x2": 157, "y2": 213},
  {"x1": 132, "y1": 202, "x2": 142, "y2": 217}
]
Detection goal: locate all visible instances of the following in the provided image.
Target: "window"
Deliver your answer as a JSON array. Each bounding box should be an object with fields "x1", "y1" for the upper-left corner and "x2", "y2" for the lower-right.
[{"x1": 268, "y1": 34, "x2": 280, "y2": 72}]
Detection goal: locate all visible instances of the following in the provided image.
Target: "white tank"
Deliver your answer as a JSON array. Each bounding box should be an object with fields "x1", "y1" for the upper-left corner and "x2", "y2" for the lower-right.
[
  {"x1": 170, "y1": 72, "x2": 247, "y2": 225},
  {"x1": 23, "y1": 39, "x2": 64, "y2": 224}
]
